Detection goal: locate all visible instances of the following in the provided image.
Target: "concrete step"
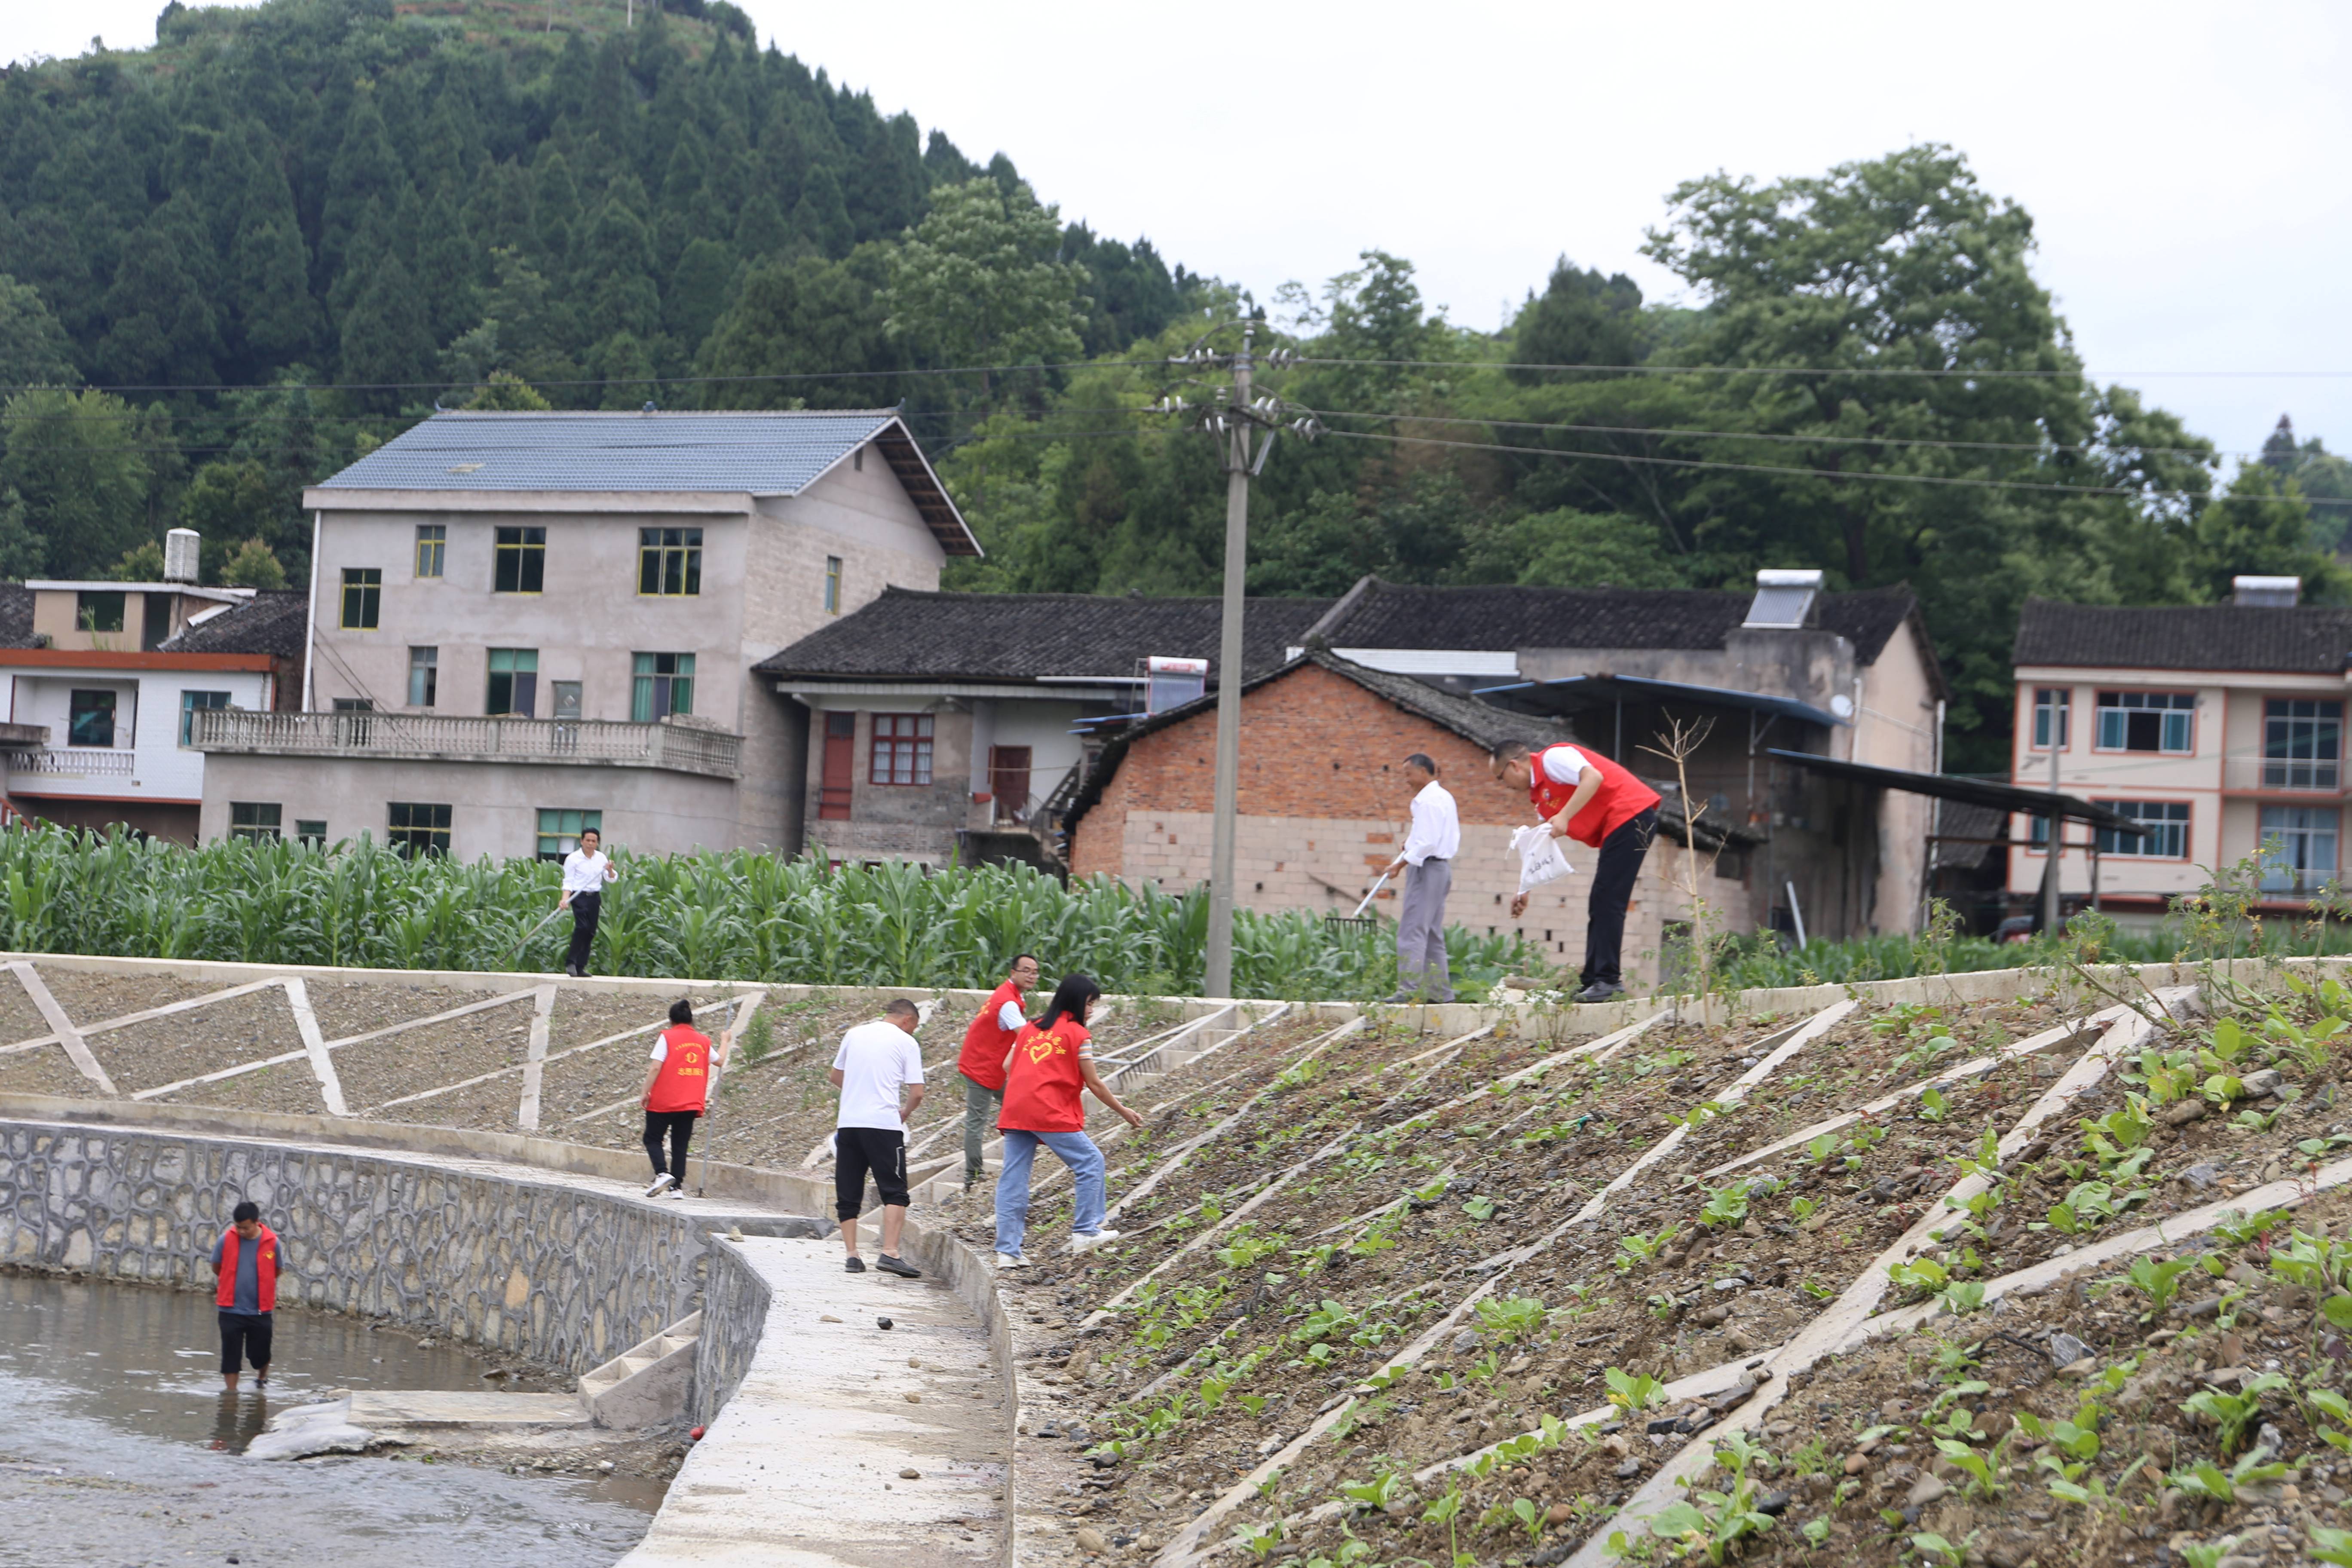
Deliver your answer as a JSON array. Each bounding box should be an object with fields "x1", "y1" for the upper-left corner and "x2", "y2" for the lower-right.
[
  {"x1": 347, "y1": 1390, "x2": 590, "y2": 1428},
  {"x1": 578, "y1": 1310, "x2": 700, "y2": 1430}
]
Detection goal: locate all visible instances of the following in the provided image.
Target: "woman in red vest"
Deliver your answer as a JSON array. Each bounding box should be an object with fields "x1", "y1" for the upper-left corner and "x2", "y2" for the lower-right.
[
  {"x1": 212, "y1": 1200, "x2": 282, "y2": 1391},
  {"x1": 640, "y1": 997, "x2": 725, "y2": 1197},
  {"x1": 956, "y1": 953, "x2": 1038, "y2": 1190},
  {"x1": 1496, "y1": 738, "x2": 1662, "y2": 1003},
  {"x1": 992, "y1": 973, "x2": 1142, "y2": 1269}
]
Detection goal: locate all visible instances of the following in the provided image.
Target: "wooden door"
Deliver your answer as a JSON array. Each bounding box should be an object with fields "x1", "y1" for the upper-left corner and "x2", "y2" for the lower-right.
[
  {"x1": 989, "y1": 745, "x2": 1032, "y2": 824},
  {"x1": 819, "y1": 712, "x2": 855, "y2": 820}
]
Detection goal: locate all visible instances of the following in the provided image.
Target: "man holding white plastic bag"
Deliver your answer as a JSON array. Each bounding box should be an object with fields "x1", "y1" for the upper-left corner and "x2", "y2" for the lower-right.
[{"x1": 1494, "y1": 739, "x2": 1661, "y2": 1003}]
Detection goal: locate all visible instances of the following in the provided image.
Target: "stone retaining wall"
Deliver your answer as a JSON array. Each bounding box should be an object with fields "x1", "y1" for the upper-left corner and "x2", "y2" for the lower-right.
[
  {"x1": 0, "y1": 1118, "x2": 723, "y2": 1372},
  {"x1": 693, "y1": 1234, "x2": 770, "y2": 1426}
]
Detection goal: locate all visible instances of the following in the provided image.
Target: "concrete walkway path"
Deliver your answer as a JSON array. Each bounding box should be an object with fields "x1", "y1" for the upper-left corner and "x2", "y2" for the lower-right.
[{"x1": 621, "y1": 1232, "x2": 1006, "y2": 1567}]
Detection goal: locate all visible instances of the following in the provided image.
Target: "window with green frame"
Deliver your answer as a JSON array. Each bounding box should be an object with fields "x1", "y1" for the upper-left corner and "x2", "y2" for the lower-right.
[
  {"x1": 486, "y1": 648, "x2": 539, "y2": 716},
  {"x1": 339, "y1": 568, "x2": 380, "y2": 629},
  {"x1": 631, "y1": 652, "x2": 694, "y2": 721},
  {"x1": 229, "y1": 802, "x2": 282, "y2": 842},
  {"x1": 536, "y1": 808, "x2": 603, "y2": 861},
  {"x1": 387, "y1": 802, "x2": 451, "y2": 858},
  {"x1": 637, "y1": 527, "x2": 702, "y2": 596}
]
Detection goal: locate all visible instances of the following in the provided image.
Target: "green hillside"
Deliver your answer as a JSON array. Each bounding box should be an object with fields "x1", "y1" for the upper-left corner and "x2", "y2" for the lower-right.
[{"x1": 3, "y1": 1, "x2": 2350, "y2": 767}]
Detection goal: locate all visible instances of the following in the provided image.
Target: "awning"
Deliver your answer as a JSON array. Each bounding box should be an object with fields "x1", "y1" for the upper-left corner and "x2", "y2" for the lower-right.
[
  {"x1": 1474, "y1": 672, "x2": 1846, "y2": 729},
  {"x1": 1764, "y1": 749, "x2": 2147, "y2": 836}
]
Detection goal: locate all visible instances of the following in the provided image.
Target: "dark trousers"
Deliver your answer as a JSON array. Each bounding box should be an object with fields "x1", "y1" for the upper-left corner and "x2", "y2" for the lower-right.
[
  {"x1": 219, "y1": 1310, "x2": 273, "y2": 1376},
  {"x1": 1583, "y1": 807, "x2": 1659, "y2": 988},
  {"x1": 565, "y1": 891, "x2": 601, "y2": 976},
  {"x1": 643, "y1": 1109, "x2": 697, "y2": 1180},
  {"x1": 834, "y1": 1126, "x2": 910, "y2": 1220}
]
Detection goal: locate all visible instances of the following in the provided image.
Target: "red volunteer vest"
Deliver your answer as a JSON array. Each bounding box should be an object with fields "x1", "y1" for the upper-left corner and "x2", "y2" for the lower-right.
[
  {"x1": 998, "y1": 1017, "x2": 1090, "y2": 1134},
  {"x1": 1532, "y1": 743, "x2": 1662, "y2": 848},
  {"x1": 647, "y1": 1026, "x2": 714, "y2": 1114},
  {"x1": 956, "y1": 980, "x2": 1026, "y2": 1093},
  {"x1": 216, "y1": 1225, "x2": 279, "y2": 1312}
]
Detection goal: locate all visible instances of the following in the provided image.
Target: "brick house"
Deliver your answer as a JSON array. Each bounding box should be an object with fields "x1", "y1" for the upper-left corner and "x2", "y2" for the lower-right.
[
  {"x1": 2008, "y1": 578, "x2": 2352, "y2": 925},
  {"x1": 1063, "y1": 650, "x2": 1758, "y2": 979},
  {"x1": 756, "y1": 588, "x2": 1331, "y2": 866}
]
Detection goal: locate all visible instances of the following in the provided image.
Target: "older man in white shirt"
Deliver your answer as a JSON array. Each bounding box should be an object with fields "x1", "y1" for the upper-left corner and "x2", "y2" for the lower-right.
[{"x1": 1382, "y1": 753, "x2": 1461, "y2": 1003}]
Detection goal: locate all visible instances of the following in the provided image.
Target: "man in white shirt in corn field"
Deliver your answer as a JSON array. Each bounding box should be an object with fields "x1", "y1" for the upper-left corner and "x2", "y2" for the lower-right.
[
  {"x1": 557, "y1": 827, "x2": 620, "y2": 978},
  {"x1": 1381, "y1": 753, "x2": 1460, "y2": 1003}
]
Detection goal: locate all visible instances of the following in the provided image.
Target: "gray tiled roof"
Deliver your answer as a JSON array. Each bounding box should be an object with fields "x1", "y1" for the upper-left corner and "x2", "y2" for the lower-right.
[
  {"x1": 2015, "y1": 598, "x2": 2352, "y2": 674},
  {"x1": 759, "y1": 588, "x2": 1335, "y2": 685},
  {"x1": 159, "y1": 591, "x2": 309, "y2": 658},
  {"x1": 1314, "y1": 578, "x2": 1924, "y2": 665},
  {"x1": 317, "y1": 410, "x2": 900, "y2": 495}
]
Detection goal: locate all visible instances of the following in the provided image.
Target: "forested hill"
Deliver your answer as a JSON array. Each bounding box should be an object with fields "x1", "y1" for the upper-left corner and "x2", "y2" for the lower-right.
[
  {"x1": 5, "y1": 1, "x2": 2352, "y2": 771},
  {"x1": 0, "y1": 0, "x2": 1194, "y2": 395}
]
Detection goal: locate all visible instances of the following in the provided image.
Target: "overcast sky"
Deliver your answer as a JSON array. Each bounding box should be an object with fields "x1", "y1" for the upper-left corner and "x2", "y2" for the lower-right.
[{"x1": 23, "y1": 0, "x2": 2352, "y2": 460}]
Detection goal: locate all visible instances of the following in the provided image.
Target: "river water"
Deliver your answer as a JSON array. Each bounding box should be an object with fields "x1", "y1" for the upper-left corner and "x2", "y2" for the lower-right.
[{"x1": 0, "y1": 1272, "x2": 659, "y2": 1566}]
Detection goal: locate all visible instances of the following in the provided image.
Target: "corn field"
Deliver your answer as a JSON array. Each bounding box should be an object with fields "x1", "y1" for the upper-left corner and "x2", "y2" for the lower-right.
[{"x1": 0, "y1": 827, "x2": 1544, "y2": 1001}]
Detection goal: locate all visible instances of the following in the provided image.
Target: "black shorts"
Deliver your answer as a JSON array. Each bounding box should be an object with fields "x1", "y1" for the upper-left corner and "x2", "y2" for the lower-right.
[
  {"x1": 220, "y1": 1311, "x2": 273, "y2": 1375},
  {"x1": 834, "y1": 1126, "x2": 909, "y2": 1219}
]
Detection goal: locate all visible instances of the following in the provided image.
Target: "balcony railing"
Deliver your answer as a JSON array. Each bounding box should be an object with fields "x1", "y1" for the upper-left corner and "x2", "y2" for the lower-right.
[
  {"x1": 190, "y1": 709, "x2": 743, "y2": 780},
  {"x1": 11, "y1": 747, "x2": 134, "y2": 778},
  {"x1": 2225, "y1": 753, "x2": 2343, "y2": 793}
]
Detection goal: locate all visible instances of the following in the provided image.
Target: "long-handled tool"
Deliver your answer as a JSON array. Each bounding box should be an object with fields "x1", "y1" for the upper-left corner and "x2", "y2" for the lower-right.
[
  {"x1": 511, "y1": 903, "x2": 567, "y2": 968},
  {"x1": 1350, "y1": 872, "x2": 1392, "y2": 919}
]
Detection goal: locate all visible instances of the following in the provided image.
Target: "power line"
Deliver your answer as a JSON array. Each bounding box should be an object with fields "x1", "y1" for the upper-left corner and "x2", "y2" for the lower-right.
[
  {"x1": 0, "y1": 358, "x2": 1127, "y2": 398},
  {"x1": 1297, "y1": 357, "x2": 2352, "y2": 381},
  {"x1": 1313, "y1": 407, "x2": 2250, "y2": 462},
  {"x1": 1317, "y1": 427, "x2": 2331, "y2": 508}
]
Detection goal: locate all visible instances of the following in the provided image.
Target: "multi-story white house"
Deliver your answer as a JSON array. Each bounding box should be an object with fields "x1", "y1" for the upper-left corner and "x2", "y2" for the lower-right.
[
  {"x1": 191, "y1": 410, "x2": 976, "y2": 860},
  {"x1": 0, "y1": 538, "x2": 305, "y2": 843},
  {"x1": 2009, "y1": 576, "x2": 2352, "y2": 924}
]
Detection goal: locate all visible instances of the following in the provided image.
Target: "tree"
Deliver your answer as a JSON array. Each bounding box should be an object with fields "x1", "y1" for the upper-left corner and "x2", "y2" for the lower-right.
[
  {"x1": 2184, "y1": 464, "x2": 2348, "y2": 602},
  {"x1": 697, "y1": 245, "x2": 900, "y2": 409},
  {"x1": 110, "y1": 539, "x2": 167, "y2": 580},
  {"x1": 0, "y1": 275, "x2": 78, "y2": 389},
  {"x1": 338, "y1": 254, "x2": 436, "y2": 411},
  {"x1": 219, "y1": 537, "x2": 288, "y2": 590},
  {"x1": 881, "y1": 178, "x2": 1087, "y2": 404},
  {"x1": 0, "y1": 389, "x2": 151, "y2": 576},
  {"x1": 1509, "y1": 259, "x2": 1649, "y2": 382},
  {"x1": 2258, "y1": 414, "x2": 2352, "y2": 553},
  {"x1": 465, "y1": 370, "x2": 553, "y2": 411},
  {"x1": 179, "y1": 459, "x2": 275, "y2": 544},
  {"x1": 1476, "y1": 509, "x2": 1688, "y2": 588}
]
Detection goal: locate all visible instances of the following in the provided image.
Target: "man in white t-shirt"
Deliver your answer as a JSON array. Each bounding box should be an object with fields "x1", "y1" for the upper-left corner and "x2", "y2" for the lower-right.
[
  {"x1": 828, "y1": 999, "x2": 927, "y2": 1278},
  {"x1": 1380, "y1": 753, "x2": 1460, "y2": 1003},
  {"x1": 557, "y1": 827, "x2": 621, "y2": 978}
]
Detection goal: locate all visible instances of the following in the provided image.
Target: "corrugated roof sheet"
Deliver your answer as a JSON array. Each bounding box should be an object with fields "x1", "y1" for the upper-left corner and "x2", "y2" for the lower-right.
[
  {"x1": 758, "y1": 588, "x2": 1334, "y2": 685},
  {"x1": 317, "y1": 410, "x2": 900, "y2": 495},
  {"x1": 2014, "y1": 597, "x2": 2352, "y2": 674}
]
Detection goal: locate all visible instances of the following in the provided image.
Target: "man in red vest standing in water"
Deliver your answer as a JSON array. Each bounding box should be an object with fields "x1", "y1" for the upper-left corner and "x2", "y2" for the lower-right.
[
  {"x1": 211, "y1": 1200, "x2": 283, "y2": 1391},
  {"x1": 1496, "y1": 738, "x2": 1662, "y2": 1003},
  {"x1": 956, "y1": 953, "x2": 1038, "y2": 1191}
]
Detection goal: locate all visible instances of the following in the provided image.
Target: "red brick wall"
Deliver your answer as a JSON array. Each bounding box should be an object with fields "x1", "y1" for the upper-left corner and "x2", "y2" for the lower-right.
[{"x1": 1069, "y1": 665, "x2": 1531, "y2": 877}]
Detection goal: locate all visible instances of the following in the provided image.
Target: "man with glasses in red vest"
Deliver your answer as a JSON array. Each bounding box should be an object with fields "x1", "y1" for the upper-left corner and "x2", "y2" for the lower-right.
[
  {"x1": 1496, "y1": 738, "x2": 1662, "y2": 1003},
  {"x1": 956, "y1": 953, "x2": 1038, "y2": 1191},
  {"x1": 211, "y1": 1200, "x2": 284, "y2": 1391}
]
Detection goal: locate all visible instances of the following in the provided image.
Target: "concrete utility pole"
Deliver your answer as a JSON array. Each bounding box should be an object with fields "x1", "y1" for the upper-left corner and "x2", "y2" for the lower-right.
[
  {"x1": 2042, "y1": 707, "x2": 2063, "y2": 935},
  {"x1": 1204, "y1": 330, "x2": 1253, "y2": 1001},
  {"x1": 1150, "y1": 328, "x2": 1318, "y2": 998}
]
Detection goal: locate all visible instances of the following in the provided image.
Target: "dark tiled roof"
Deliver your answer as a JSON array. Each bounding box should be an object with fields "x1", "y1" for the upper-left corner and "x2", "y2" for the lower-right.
[
  {"x1": 159, "y1": 591, "x2": 309, "y2": 658},
  {"x1": 1062, "y1": 650, "x2": 1565, "y2": 834},
  {"x1": 2014, "y1": 598, "x2": 2352, "y2": 674},
  {"x1": 1312, "y1": 579, "x2": 1922, "y2": 665},
  {"x1": 0, "y1": 584, "x2": 33, "y2": 648},
  {"x1": 758, "y1": 588, "x2": 1334, "y2": 685}
]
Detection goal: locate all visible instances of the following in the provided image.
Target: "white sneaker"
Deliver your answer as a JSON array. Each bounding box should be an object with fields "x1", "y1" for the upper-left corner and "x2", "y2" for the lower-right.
[
  {"x1": 996, "y1": 1252, "x2": 1032, "y2": 1270},
  {"x1": 645, "y1": 1173, "x2": 676, "y2": 1197},
  {"x1": 1070, "y1": 1229, "x2": 1121, "y2": 1253},
  {"x1": 669, "y1": 1186, "x2": 689, "y2": 1200}
]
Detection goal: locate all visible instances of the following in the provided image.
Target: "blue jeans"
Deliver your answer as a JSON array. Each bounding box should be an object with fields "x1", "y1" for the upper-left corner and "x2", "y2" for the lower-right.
[{"x1": 994, "y1": 1129, "x2": 1106, "y2": 1257}]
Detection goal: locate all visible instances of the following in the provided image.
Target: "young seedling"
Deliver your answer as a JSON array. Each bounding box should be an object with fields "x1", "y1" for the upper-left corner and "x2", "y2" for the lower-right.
[
  {"x1": 2168, "y1": 1449, "x2": 2290, "y2": 1505},
  {"x1": 1604, "y1": 1366, "x2": 1668, "y2": 1416},
  {"x1": 2311, "y1": 1526, "x2": 2352, "y2": 1568},
  {"x1": 2180, "y1": 1372, "x2": 2289, "y2": 1457},
  {"x1": 1699, "y1": 1179, "x2": 1755, "y2": 1229},
  {"x1": 1614, "y1": 1222, "x2": 1682, "y2": 1274},
  {"x1": 1918, "y1": 1086, "x2": 1950, "y2": 1123},
  {"x1": 2114, "y1": 1255, "x2": 2198, "y2": 1320}
]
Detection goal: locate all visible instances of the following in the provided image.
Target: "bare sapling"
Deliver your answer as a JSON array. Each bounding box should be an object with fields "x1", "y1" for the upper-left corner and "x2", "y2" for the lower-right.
[{"x1": 1638, "y1": 717, "x2": 1722, "y2": 1006}]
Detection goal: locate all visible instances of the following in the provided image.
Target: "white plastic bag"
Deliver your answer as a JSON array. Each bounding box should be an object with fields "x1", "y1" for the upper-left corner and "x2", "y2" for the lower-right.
[{"x1": 1508, "y1": 824, "x2": 1574, "y2": 895}]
